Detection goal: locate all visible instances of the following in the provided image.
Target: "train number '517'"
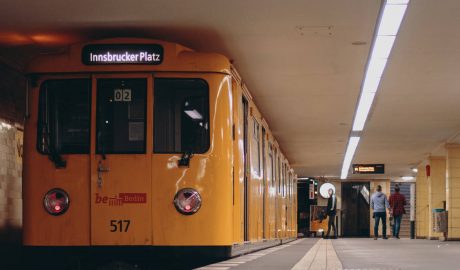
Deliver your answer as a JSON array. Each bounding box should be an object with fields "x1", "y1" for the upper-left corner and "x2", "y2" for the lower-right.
[{"x1": 110, "y1": 220, "x2": 131, "y2": 232}]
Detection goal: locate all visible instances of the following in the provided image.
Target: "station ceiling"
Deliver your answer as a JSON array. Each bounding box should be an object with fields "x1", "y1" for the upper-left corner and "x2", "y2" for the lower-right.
[{"x1": 1, "y1": 0, "x2": 460, "y2": 180}]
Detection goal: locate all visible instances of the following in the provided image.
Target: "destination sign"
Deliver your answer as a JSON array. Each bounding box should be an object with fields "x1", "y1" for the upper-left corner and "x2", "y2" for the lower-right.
[
  {"x1": 352, "y1": 164, "x2": 385, "y2": 174},
  {"x1": 82, "y1": 44, "x2": 163, "y2": 65}
]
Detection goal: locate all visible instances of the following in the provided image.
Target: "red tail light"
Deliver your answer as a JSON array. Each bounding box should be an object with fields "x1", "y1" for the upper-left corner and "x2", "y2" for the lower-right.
[
  {"x1": 43, "y1": 188, "x2": 70, "y2": 216},
  {"x1": 174, "y1": 188, "x2": 202, "y2": 215}
]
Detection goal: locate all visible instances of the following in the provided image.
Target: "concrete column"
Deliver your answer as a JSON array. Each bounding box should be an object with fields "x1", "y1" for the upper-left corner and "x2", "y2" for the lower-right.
[
  {"x1": 446, "y1": 144, "x2": 460, "y2": 240},
  {"x1": 416, "y1": 163, "x2": 429, "y2": 238},
  {"x1": 427, "y1": 157, "x2": 446, "y2": 240}
]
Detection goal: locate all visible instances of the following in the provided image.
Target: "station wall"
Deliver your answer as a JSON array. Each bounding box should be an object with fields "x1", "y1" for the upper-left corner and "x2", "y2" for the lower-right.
[
  {"x1": 0, "y1": 123, "x2": 22, "y2": 244},
  {"x1": 0, "y1": 63, "x2": 25, "y2": 246}
]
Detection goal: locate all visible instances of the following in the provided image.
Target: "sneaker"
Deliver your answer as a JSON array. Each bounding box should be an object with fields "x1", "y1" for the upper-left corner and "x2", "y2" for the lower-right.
[
  {"x1": 383, "y1": 237, "x2": 388, "y2": 240},
  {"x1": 374, "y1": 237, "x2": 378, "y2": 240}
]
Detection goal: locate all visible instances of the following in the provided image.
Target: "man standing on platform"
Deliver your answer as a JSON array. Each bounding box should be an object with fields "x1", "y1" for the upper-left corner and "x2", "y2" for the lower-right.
[
  {"x1": 325, "y1": 188, "x2": 337, "y2": 239},
  {"x1": 389, "y1": 184, "x2": 406, "y2": 239},
  {"x1": 371, "y1": 185, "x2": 390, "y2": 240}
]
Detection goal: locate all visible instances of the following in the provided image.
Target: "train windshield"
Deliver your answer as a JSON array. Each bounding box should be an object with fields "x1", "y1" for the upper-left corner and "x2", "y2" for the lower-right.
[
  {"x1": 96, "y1": 78, "x2": 147, "y2": 154},
  {"x1": 154, "y1": 78, "x2": 209, "y2": 154},
  {"x1": 37, "y1": 79, "x2": 91, "y2": 155}
]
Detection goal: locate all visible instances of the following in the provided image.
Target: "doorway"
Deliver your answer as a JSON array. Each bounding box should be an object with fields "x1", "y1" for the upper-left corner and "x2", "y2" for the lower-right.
[{"x1": 341, "y1": 182, "x2": 370, "y2": 237}]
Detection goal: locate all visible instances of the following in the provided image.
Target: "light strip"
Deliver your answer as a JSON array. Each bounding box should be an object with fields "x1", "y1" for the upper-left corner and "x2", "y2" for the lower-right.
[
  {"x1": 340, "y1": 137, "x2": 361, "y2": 180},
  {"x1": 342, "y1": 0, "x2": 409, "y2": 179},
  {"x1": 352, "y1": 0, "x2": 409, "y2": 131}
]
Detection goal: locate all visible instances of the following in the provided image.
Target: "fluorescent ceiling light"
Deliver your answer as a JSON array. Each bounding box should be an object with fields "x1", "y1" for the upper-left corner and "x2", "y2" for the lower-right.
[
  {"x1": 386, "y1": 0, "x2": 410, "y2": 6},
  {"x1": 341, "y1": 0, "x2": 409, "y2": 177},
  {"x1": 351, "y1": 1, "x2": 409, "y2": 131},
  {"x1": 402, "y1": 176, "x2": 415, "y2": 181},
  {"x1": 377, "y1": 4, "x2": 408, "y2": 36},
  {"x1": 362, "y1": 76, "x2": 381, "y2": 94},
  {"x1": 366, "y1": 57, "x2": 388, "y2": 80},
  {"x1": 412, "y1": 168, "x2": 418, "y2": 173},
  {"x1": 184, "y1": 109, "x2": 203, "y2": 120},
  {"x1": 371, "y1": 35, "x2": 396, "y2": 59},
  {"x1": 352, "y1": 92, "x2": 376, "y2": 131},
  {"x1": 340, "y1": 137, "x2": 360, "y2": 179}
]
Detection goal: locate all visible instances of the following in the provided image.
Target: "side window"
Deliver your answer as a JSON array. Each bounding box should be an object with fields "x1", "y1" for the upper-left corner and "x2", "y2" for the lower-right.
[
  {"x1": 96, "y1": 78, "x2": 147, "y2": 154},
  {"x1": 251, "y1": 118, "x2": 261, "y2": 176},
  {"x1": 278, "y1": 156, "x2": 281, "y2": 194},
  {"x1": 268, "y1": 145, "x2": 274, "y2": 186},
  {"x1": 154, "y1": 78, "x2": 209, "y2": 153},
  {"x1": 283, "y1": 163, "x2": 286, "y2": 197},
  {"x1": 37, "y1": 79, "x2": 91, "y2": 154}
]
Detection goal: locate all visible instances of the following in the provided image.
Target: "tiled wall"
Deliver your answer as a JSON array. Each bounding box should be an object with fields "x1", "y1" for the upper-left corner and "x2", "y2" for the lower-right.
[
  {"x1": 0, "y1": 63, "x2": 25, "y2": 245},
  {"x1": 0, "y1": 122, "x2": 23, "y2": 244}
]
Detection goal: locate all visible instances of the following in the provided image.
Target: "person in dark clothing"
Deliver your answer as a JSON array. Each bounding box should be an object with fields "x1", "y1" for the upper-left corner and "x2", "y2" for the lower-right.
[
  {"x1": 325, "y1": 188, "x2": 337, "y2": 239},
  {"x1": 389, "y1": 184, "x2": 406, "y2": 239},
  {"x1": 370, "y1": 185, "x2": 390, "y2": 240}
]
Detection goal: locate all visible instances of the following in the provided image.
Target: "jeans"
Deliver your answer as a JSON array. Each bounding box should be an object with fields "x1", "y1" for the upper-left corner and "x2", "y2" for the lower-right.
[
  {"x1": 326, "y1": 214, "x2": 337, "y2": 238},
  {"x1": 393, "y1": 215, "x2": 402, "y2": 237},
  {"x1": 374, "y1": 212, "x2": 387, "y2": 238}
]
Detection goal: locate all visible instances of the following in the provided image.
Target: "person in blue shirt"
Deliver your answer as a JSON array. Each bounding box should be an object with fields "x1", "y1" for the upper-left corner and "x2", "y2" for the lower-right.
[{"x1": 371, "y1": 185, "x2": 391, "y2": 240}]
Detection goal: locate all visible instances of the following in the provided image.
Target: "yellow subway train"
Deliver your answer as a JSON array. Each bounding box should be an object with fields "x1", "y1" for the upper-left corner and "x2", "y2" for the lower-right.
[{"x1": 22, "y1": 38, "x2": 297, "y2": 267}]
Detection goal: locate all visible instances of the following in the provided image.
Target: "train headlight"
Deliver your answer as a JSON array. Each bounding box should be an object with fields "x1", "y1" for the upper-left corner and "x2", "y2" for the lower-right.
[
  {"x1": 174, "y1": 188, "x2": 202, "y2": 215},
  {"x1": 43, "y1": 188, "x2": 70, "y2": 216}
]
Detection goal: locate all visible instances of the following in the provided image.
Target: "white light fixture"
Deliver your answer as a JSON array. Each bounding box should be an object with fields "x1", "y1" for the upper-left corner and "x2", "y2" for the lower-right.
[
  {"x1": 377, "y1": 4, "x2": 409, "y2": 36},
  {"x1": 340, "y1": 137, "x2": 360, "y2": 179},
  {"x1": 402, "y1": 176, "x2": 414, "y2": 181},
  {"x1": 341, "y1": 0, "x2": 409, "y2": 179},
  {"x1": 184, "y1": 109, "x2": 203, "y2": 120},
  {"x1": 352, "y1": 92, "x2": 376, "y2": 131},
  {"x1": 412, "y1": 168, "x2": 418, "y2": 173},
  {"x1": 370, "y1": 35, "x2": 396, "y2": 60},
  {"x1": 352, "y1": 0, "x2": 409, "y2": 132}
]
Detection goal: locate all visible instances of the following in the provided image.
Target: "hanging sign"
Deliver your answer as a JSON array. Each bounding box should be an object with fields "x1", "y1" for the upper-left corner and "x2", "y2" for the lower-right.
[{"x1": 352, "y1": 164, "x2": 385, "y2": 174}]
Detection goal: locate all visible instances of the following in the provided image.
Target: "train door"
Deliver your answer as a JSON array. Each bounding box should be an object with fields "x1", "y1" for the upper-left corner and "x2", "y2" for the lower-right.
[
  {"x1": 90, "y1": 75, "x2": 152, "y2": 245},
  {"x1": 243, "y1": 97, "x2": 249, "y2": 241},
  {"x1": 262, "y1": 127, "x2": 267, "y2": 239}
]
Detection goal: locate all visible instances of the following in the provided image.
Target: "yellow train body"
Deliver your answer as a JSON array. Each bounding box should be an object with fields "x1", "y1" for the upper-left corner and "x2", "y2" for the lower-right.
[{"x1": 22, "y1": 38, "x2": 297, "y2": 257}]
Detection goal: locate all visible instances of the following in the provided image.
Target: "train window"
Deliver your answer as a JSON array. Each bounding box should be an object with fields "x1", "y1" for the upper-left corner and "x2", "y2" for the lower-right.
[
  {"x1": 268, "y1": 145, "x2": 274, "y2": 186},
  {"x1": 154, "y1": 78, "x2": 209, "y2": 154},
  {"x1": 37, "y1": 79, "x2": 91, "y2": 154},
  {"x1": 96, "y1": 78, "x2": 147, "y2": 154},
  {"x1": 283, "y1": 163, "x2": 286, "y2": 197},
  {"x1": 251, "y1": 118, "x2": 261, "y2": 176},
  {"x1": 278, "y1": 156, "x2": 281, "y2": 194}
]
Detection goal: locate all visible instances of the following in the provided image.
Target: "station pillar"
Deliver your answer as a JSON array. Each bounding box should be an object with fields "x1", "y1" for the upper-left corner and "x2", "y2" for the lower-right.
[
  {"x1": 427, "y1": 157, "x2": 446, "y2": 240},
  {"x1": 446, "y1": 144, "x2": 460, "y2": 240},
  {"x1": 416, "y1": 164, "x2": 429, "y2": 238}
]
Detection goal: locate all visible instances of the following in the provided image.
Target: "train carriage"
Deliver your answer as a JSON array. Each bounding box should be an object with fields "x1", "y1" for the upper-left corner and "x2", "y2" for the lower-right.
[{"x1": 22, "y1": 38, "x2": 297, "y2": 267}]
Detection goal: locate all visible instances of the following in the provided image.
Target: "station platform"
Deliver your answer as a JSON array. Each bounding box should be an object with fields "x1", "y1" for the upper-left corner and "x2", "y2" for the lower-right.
[{"x1": 197, "y1": 238, "x2": 460, "y2": 270}]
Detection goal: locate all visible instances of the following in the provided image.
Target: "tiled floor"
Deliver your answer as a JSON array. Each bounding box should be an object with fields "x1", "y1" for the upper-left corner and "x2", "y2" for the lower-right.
[{"x1": 197, "y1": 237, "x2": 460, "y2": 270}]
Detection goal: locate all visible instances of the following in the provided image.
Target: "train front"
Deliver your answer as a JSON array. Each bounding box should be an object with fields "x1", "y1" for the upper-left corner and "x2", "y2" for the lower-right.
[{"x1": 22, "y1": 38, "x2": 235, "y2": 266}]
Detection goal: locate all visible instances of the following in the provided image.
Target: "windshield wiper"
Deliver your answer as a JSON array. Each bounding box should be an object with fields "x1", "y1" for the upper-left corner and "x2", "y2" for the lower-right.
[
  {"x1": 42, "y1": 122, "x2": 66, "y2": 168},
  {"x1": 49, "y1": 150, "x2": 67, "y2": 168},
  {"x1": 178, "y1": 150, "x2": 193, "y2": 167}
]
